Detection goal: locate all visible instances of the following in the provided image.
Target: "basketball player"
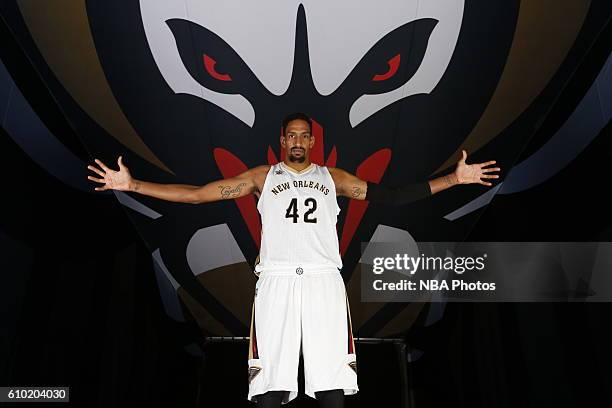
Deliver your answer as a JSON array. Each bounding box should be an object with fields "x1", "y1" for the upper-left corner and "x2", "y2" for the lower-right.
[{"x1": 87, "y1": 112, "x2": 500, "y2": 407}]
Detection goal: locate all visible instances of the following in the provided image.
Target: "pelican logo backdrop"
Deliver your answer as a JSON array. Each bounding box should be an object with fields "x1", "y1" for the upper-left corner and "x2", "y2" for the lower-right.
[{"x1": 0, "y1": 0, "x2": 609, "y2": 336}]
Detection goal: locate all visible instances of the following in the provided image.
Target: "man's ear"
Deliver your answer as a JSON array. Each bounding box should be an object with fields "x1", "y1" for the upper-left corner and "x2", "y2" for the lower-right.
[
  {"x1": 309, "y1": 135, "x2": 315, "y2": 148},
  {"x1": 280, "y1": 134, "x2": 286, "y2": 147}
]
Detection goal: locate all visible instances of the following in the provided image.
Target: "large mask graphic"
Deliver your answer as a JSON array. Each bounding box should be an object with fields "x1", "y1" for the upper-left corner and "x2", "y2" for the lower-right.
[{"x1": 1, "y1": 0, "x2": 608, "y2": 337}]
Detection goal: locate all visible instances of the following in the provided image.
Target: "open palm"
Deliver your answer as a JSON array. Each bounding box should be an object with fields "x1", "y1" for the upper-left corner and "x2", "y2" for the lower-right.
[
  {"x1": 454, "y1": 150, "x2": 500, "y2": 186},
  {"x1": 87, "y1": 156, "x2": 133, "y2": 191}
]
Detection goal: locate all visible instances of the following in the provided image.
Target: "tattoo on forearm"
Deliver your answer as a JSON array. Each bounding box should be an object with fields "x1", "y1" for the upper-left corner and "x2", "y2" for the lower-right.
[
  {"x1": 351, "y1": 186, "x2": 364, "y2": 199},
  {"x1": 219, "y1": 183, "x2": 247, "y2": 198},
  {"x1": 133, "y1": 180, "x2": 142, "y2": 192}
]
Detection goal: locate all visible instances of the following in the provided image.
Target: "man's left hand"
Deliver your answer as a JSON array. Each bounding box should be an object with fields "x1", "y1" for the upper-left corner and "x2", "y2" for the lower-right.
[{"x1": 454, "y1": 150, "x2": 501, "y2": 186}]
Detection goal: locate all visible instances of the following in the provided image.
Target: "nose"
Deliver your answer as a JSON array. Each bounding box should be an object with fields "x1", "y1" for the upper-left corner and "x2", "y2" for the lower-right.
[{"x1": 291, "y1": 135, "x2": 306, "y2": 147}]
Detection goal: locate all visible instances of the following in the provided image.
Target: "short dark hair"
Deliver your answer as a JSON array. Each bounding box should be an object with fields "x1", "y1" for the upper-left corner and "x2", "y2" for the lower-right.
[{"x1": 281, "y1": 112, "x2": 312, "y2": 136}]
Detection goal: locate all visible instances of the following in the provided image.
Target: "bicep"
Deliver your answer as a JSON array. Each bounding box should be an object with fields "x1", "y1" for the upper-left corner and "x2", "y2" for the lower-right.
[{"x1": 192, "y1": 172, "x2": 256, "y2": 204}]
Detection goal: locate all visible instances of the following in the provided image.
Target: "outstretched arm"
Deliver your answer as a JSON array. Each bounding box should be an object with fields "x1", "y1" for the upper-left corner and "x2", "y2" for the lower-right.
[
  {"x1": 329, "y1": 150, "x2": 500, "y2": 205},
  {"x1": 87, "y1": 156, "x2": 267, "y2": 204}
]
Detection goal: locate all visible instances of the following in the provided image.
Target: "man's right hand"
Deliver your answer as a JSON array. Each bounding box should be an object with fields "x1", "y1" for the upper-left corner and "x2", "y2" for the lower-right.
[{"x1": 87, "y1": 156, "x2": 133, "y2": 192}]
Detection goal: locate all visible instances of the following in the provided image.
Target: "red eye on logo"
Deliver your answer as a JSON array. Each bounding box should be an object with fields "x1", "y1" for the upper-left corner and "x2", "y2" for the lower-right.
[
  {"x1": 372, "y1": 54, "x2": 400, "y2": 82},
  {"x1": 203, "y1": 54, "x2": 232, "y2": 81}
]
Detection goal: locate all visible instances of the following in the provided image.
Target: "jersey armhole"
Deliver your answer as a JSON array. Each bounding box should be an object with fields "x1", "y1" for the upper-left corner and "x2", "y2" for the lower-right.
[
  {"x1": 256, "y1": 165, "x2": 274, "y2": 213},
  {"x1": 323, "y1": 166, "x2": 342, "y2": 215}
]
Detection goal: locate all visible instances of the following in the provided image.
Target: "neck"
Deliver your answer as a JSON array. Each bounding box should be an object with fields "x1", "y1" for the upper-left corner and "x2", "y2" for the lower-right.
[{"x1": 283, "y1": 159, "x2": 311, "y2": 172}]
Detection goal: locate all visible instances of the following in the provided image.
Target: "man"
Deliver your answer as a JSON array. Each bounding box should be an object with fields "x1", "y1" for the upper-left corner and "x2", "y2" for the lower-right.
[{"x1": 87, "y1": 112, "x2": 500, "y2": 407}]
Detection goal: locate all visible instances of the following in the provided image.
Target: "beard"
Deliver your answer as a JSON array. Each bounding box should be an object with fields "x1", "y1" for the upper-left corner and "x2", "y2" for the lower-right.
[{"x1": 288, "y1": 148, "x2": 306, "y2": 163}]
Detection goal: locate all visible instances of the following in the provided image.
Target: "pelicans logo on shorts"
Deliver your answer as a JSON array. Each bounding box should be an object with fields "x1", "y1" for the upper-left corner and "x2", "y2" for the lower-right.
[{"x1": 248, "y1": 366, "x2": 262, "y2": 384}]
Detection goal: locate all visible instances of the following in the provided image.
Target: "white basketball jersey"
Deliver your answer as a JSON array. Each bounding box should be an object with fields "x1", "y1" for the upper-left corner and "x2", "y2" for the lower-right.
[{"x1": 255, "y1": 162, "x2": 342, "y2": 273}]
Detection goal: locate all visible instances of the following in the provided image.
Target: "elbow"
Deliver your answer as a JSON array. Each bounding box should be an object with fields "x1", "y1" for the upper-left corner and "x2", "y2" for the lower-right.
[{"x1": 184, "y1": 192, "x2": 201, "y2": 205}]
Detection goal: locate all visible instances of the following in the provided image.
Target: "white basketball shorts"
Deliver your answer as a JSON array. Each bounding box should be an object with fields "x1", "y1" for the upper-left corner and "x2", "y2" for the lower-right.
[{"x1": 247, "y1": 265, "x2": 359, "y2": 404}]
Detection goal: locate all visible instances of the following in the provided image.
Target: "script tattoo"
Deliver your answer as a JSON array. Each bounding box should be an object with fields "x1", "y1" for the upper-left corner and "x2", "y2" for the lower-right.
[
  {"x1": 351, "y1": 186, "x2": 364, "y2": 199},
  {"x1": 219, "y1": 183, "x2": 247, "y2": 199}
]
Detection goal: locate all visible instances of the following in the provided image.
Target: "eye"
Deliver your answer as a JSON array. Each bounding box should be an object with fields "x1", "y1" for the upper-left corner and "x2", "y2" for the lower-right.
[
  {"x1": 203, "y1": 54, "x2": 232, "y2": 81},
  {"x1": 372, "y1": 54, "x2": 400, "y2": 82},
  {"x1": 337, "y1": 19, "x2": 437, "y2": 97},
  {"x1": 167, "y1": 18, "x2": 261, "y2": 94}
]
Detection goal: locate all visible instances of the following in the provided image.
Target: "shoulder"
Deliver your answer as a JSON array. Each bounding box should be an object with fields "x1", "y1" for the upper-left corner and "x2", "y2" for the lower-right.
[
  {"x1": 251, "y1": 165, "x2": 272, "y2": 191},
  {"x1": 250, "y1": 164, "x2": 272, "y2": 180},
  {"x1": 326, "y1": 166, "x2": 340, "y2": 176},
  {"x1": 326, "y1": 167, "x2": 350, "y2": 182},
  {"x1": 241, "y1": 164, "x2": 270, "y2": 178},
  {"x1": 252, "y1": 164, "x2": 272, "y2": 174},
  {"x1": 236, "y1": 165, "x2": 271, "y2": 179}
]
